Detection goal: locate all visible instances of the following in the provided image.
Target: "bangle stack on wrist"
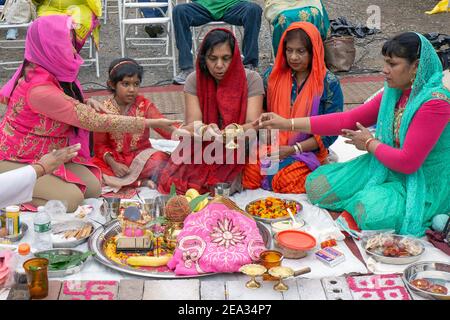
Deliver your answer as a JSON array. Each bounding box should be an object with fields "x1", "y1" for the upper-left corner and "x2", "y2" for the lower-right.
[{"x1": 365, "y1": 137, "x2": 376, "y2": 151}]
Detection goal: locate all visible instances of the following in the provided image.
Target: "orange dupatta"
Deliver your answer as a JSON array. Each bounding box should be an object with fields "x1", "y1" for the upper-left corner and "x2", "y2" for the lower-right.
[{"x1": 267, "y1": 22, "x2": 327, "y2": 146}]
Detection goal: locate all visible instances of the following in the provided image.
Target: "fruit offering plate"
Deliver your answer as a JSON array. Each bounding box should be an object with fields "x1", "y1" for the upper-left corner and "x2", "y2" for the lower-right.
[
  {"x1": 88, "y1": 220, "x2": 271, "y2": 279},
  {"x1": 403, "y1": 261, "x2": 450, "y2": 300},
  {"x1": 245, "y1": 197, "x2": 303, "y2": 223},
  {"x1": 362, "y1": 233, "x2": 424, "y2": 265}
]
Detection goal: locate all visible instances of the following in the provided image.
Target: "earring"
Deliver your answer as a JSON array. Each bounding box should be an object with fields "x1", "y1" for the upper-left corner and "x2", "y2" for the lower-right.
[{"x1": 410, "y1": 72, "x2": 416, "y2": 86}]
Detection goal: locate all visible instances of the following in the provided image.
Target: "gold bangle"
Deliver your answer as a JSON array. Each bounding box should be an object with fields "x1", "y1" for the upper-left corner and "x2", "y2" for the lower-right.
[
  {"x1": 365, "y1": 137, "x2": 376, "y2": 151},
  {"x1": 291, "y1": 118, "x2": 295, "y2": 131},
  {"x1": 35, "y1": 162, "x2": 47, "y2": 175},
  {"x1": 296, "y1": 142, "x2": 303, "y2": 153},
  {"x1": 292, "y1": 144, "x2": 300, "y2": 153}
]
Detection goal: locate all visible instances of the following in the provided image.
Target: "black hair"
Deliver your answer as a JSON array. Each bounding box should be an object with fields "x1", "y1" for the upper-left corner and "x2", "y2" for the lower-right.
[
  {"x1": 107, "y1": 58, "x2": 144, "y2": 92},
  {"x1": 382, "y1": 32, "x2": 421, "y2": 64},
  {"x1": 283, "y1": 28, "x2": 313, "y2": 68},
  {"x1": 198, "y1": 29, "x2": 236, "y2": 75}
]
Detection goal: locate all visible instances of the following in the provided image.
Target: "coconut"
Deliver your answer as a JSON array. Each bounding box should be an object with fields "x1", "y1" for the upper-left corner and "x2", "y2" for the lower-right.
[{"x1": 164, "y1": 195, "x2": 191, "y2": 223}]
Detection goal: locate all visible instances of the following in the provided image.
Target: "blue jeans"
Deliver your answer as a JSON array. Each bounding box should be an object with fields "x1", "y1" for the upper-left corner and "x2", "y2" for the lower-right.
[
  {"x1": 173, "y1": 1, "x2": 262, "y2": 70},
  {"x1": 138, "y1": 0, "x2": 167, "y2": 18}
]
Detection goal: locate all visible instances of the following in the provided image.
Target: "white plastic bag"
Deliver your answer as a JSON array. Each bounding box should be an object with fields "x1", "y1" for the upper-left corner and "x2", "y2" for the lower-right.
[{"x1": 0, "y1": 0, "x2": 37, "y2": 24}]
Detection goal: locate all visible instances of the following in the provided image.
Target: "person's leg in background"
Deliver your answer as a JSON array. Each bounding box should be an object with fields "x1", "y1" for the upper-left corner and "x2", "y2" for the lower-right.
[
  {"x1": 138, "y1": 0, "x2": 168, "y2": 38},
  {"x1": 222, "y1": 1, "x2": 262, "y2": 69},
  {"x1": 0, "y1": 0, "x2": 18, "y2": 40},
  {"x1": 172, "y1": 2, "x2": 213, "y2": 84}
]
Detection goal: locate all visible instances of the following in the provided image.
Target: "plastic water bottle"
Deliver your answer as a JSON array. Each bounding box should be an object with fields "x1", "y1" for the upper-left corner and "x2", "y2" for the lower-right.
[
  {"x1": 15, "y1": 243, "x2": 33, "y2": 284},
  {"x1": 33, "y1": 206, "x2": 52, "y2": 251}
]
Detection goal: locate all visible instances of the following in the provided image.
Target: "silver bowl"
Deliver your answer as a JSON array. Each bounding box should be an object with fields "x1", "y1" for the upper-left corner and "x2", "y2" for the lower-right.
[
  {"x1": 403, "y1": 261, "x2": 450, "y2": 300},
  {"x1": 88, "y1": 219, "x2": 271, "y2": 279},
  {"x1": 245, "y1": 197, "x2": 303, "y2": 223},
  {"x1": 51, "y1": 220, "x2": 94, "y2": 248},
  {"x1": 362, "y1": 234, "x2": 424, "y2": 265},
  {"x1": 3, "y1": 223, "x2": 28, "y2": 242},
  {"x1": 34, "y1": 248, "x2": 89, "y2": 278}
]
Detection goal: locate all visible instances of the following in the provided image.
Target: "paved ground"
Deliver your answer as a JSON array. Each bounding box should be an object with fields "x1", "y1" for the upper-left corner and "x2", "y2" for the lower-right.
[{"x1": 0, "y1": 0, "x2": 449, "y2": 90}]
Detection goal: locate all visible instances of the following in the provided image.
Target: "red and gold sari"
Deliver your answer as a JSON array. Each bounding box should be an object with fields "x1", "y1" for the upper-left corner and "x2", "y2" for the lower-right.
[{"x1": 92, "y1": 96, "x2": 171, "y2": 189}]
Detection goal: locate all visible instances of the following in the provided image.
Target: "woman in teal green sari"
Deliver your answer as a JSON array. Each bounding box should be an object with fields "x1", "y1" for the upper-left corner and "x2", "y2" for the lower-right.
[
  {"x1": 257, "y1": 32, "x2": 450, "y2": 236},
  {"x1": 264, "y1": 0, "x2": 330, "y2": 54}
]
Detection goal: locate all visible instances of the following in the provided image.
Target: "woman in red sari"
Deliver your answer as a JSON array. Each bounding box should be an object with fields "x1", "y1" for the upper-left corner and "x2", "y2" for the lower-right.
[
  {"x1": 92, "y1": 58, "x2": 178, "y2": 191},
  {"x1": 157, "y1": 29, "x2": 264, "y2": 194}
]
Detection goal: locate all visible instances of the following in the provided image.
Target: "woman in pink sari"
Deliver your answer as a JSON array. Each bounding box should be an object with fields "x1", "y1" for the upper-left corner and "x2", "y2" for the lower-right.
[{"x1": 0, "y1": 16, "x2": 178, "y2": 211}]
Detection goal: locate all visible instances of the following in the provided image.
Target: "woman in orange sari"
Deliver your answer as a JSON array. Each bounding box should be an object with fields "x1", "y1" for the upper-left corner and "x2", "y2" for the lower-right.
[{"x1": 242, "y1": 22, "x2": 343, "y2": 193}]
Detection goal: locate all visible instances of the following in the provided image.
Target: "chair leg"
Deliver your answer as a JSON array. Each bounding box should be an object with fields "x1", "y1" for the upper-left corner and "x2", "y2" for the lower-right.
[
  {"x1": 95, "y1": 47, "x2": 100, "y2": 78},
  {"x1": 170, "y1": 19, "x2": 177, "y2": 78},
  {"x1": 103, "y1": 0, "x2": 108, "y2": 24}
]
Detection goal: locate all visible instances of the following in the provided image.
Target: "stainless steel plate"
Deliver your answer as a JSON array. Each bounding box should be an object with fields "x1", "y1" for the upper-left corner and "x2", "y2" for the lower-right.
[
  {"x1": 52, "y1": 220, "x2": 94, "y2": 248},
  {"x1": 34, "y1": 248, "x2": 89, "y2": 278},
  {"x1": 362, "y1": 234, "x2": 424, "y2": 265},
  {"x1": 403, "y1": 261, "x2": 450, "y2": 300},
  {"x1": 245, "y1": 198, "x2": 303, "y2": 223},
  {"x1": 88, "y1": 219, "x2": 271, "y2": 279},
  {"x1": 3, "y1": 223, "x2": 28, "y2": 242}
]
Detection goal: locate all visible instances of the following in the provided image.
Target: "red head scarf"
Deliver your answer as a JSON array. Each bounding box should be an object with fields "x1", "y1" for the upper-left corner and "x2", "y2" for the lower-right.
[
  {"x1": 268, "y1": 22, "x2": 326, "y2": 145},
  {"x1": 196, "y1": 28, "x2": 248, "y2": 129}
]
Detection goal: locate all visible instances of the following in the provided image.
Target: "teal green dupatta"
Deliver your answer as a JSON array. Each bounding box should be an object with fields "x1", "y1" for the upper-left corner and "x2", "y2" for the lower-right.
[{"x1": 306, "y1": 34, "x2": 450, "y2": 236}]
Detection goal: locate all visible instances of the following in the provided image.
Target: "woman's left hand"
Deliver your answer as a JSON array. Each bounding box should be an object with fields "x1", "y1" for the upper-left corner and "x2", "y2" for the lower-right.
[
  {"x1": 85, "y1": 98, "x2": 112, "y2": 114},
  {"x1": 341, "y1": 122, "x2": 374, "y2": 151}
]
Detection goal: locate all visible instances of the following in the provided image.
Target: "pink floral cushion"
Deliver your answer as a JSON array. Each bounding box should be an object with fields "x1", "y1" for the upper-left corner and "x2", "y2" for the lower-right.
[{"x1": 167, "y1": 202, "x2": 267, "y2": 275}]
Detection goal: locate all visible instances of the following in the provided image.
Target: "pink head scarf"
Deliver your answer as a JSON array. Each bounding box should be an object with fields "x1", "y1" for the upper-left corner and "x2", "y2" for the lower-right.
[
  {"x1": 0, "y1": 15, "x2": 84, "y2": 99},
  {"x1": 0, "y1": 15, "x2": 91, "y2": 158}
]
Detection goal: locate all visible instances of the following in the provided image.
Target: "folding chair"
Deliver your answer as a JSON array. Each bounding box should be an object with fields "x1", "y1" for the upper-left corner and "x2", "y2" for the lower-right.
[
  {"x1": 80, "y1": 36, "x2": 100, "y2": 78},
  {"x1": 0, "y1": 21, "x2": 31, "y2": 70},
  {"x1": 103, "y1": 0, "x2": 119, "y2": 24},
  {"x1": 192, "y1": 21, "x2": 239, "y2": 58},
  {"x1": 118, "y1": 0, "x2": 176, "y2": 77}
]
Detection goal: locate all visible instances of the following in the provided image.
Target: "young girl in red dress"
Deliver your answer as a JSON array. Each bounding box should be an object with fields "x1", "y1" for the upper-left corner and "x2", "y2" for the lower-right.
[{"x1": 92, "y1": 58, "x2": 177, "y2": 190}]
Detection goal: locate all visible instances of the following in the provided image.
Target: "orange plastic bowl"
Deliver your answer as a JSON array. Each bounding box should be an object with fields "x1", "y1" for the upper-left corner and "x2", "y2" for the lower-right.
[{"x1": 274, "y1": 230, "x2": 317, "y2": 259}]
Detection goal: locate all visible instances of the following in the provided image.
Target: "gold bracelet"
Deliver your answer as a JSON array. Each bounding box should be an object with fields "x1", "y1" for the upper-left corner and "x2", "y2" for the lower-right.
[
  {"x1": 365, "y1": 137, "x2": 376, "y2": 151},
  {"x1": 296, "y1": 142, "x2": 303, "y2": 153},
  {"x1": 291, "y1": 118, "x2": 295, "y2": 131},
  {"x1": 35, "y1": 162, "x2": 47, "y2": 175}
]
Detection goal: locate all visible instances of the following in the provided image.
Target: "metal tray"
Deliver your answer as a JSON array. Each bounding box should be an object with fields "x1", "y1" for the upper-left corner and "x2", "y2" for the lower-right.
[
  {"x1": 245, "y1": 197, "x2": 303, "y2": 223},
  {"x1": 2, "y1": 223, "x2": 28, "y2": 242},
  {"x1": 52, "y1": 221, "x2": 94, "y2": 248},
  {"x1": 34, "y1": 248, "x2": 89, "y2": 278},
  {"x1": 88, "y1": 219, "x2": 271, "y2": 279},
  {"x1": 403, "y1": 261, "x2": 450, "y2": 300},
  {"x1": 362, "y1": 234, "x2": 425, "y2": 265}
]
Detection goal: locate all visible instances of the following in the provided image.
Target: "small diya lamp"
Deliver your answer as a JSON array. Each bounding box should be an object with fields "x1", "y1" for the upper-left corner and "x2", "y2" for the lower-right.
[
  {"x1": 268, "y1": 266, "x2": 295, "y2": 292},
  {"x1": 222, "y1": 123, "x2": 244, "y2": 150},
  {"x1": 239, "y1": 264, "x2": 267, "y2": 289},
  {"x1": 259, "y1": 250, "x2": 284, "y2": 281}
]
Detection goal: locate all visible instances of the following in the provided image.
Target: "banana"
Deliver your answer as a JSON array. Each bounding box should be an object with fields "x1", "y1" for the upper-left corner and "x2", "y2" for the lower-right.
[
  {"x1": 126, "y1": 254, "x2": 173, "y2": 267},
  {"x1": 185, "y1": 188, "x2": 200, "y2": 199},
  {"x1": 194, "y1": 198, "x2": 208, "y2": 212}
]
